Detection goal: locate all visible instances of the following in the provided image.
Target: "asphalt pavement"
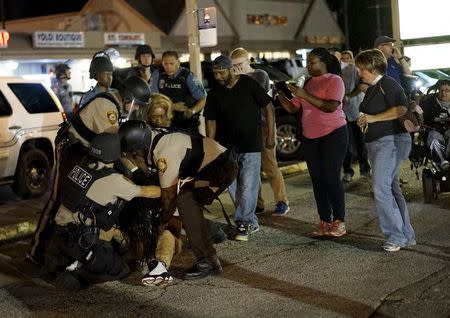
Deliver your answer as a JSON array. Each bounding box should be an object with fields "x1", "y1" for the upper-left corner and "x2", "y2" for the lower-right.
[{"x1": 0, "y1": 161, "x2": 448, "y2": 318}]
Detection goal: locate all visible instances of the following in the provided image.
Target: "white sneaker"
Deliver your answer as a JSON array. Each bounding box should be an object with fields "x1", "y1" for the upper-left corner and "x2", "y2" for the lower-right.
[
  {"x1": 141, "y1": 260, "x2": 173, "y2": 286},
  {"x1": 382, "y1": 242, "x2": 401, "y2": 252},
  {"x1": 342, "y1": 173, "x2": 353, "y2": 183}
]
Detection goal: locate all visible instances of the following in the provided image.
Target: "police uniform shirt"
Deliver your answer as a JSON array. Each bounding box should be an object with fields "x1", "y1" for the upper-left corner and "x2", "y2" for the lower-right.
[
  {"x1": 52, "y1": 78, "x2": 73, "y2": 114},
  {"x1": 150, "y1": 67, "x2": 207, "y2": 102},
  {"x1": 54, "y1": 172, "x2": 141, "y2": 225},
  {"x1": 68, "y1": 97, "x2": 119, "y2": 146},
  {"x1": 150, "y1": 132, "x2": 226, "y2": 188}
]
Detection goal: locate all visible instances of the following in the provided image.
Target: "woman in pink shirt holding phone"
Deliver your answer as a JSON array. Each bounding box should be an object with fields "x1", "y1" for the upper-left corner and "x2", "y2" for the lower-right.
[{"x1": 276, "y1": 47, "x2": 348, "y2": 238}]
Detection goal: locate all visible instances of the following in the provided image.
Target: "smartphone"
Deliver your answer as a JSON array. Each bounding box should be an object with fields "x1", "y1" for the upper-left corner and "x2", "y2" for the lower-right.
[{"x1": 274, "y1": 81, "x2": 293, "y2": 99}]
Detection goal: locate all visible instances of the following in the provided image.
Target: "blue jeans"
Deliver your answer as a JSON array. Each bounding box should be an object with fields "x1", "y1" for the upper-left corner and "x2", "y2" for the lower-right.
[
  {"x1": 366, "y1": 133, "x2": 416, "y2": 245},
  {"x1": 228, "y1": 152, "x2": 261, "y2": 228}
]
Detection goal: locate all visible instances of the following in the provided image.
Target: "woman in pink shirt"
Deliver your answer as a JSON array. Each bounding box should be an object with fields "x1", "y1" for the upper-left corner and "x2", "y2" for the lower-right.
[{"x1": 277, "y1": 48, "x2": 348, "y2": 237}]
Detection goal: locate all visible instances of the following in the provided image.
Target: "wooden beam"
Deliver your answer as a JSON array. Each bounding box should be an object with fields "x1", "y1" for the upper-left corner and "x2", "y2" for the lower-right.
[{"x1": 294, "y1": 0, "x2": 315, "y2": 40}]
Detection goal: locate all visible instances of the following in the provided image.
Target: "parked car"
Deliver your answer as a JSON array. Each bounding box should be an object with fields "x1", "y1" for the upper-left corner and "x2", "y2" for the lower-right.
[
  {"x1": 181, "y1": 61, "x2": 302, "y2": 160},
  {"x1": 0, "y1": 77, "x2": 64, "y2": 198},
  {"x1": 413, "y1": 69, "x2": 450, "y2": 94}
]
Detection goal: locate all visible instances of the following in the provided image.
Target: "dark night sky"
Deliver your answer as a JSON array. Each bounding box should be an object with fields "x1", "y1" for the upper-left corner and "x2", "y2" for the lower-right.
[
  {"x1": 4, "y1": 0, "x2": 392, "y2": 53},
  {"x1": 327, "y1": 0, "x2": 393, "y2": 52},
  {"x1": 4, "y1": 0, "x2": 87, "y2": 20}
]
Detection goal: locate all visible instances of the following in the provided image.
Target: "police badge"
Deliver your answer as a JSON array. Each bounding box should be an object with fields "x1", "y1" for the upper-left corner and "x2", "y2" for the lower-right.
[{"x1": 158, "y1": 79, "x2": 165, "y2": 90}]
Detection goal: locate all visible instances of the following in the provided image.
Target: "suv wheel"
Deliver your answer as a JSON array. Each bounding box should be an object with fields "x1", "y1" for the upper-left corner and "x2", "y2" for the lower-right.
[
  {"x1": 12, "y1": 148, "x2": 51, "y2": 199},
  {"x1": 276, "y1": 115, "x2": 303, "y2": 161}
]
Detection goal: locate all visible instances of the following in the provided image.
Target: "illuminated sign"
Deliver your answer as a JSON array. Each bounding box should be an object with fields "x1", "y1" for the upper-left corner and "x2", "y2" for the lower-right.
[
  {"x1": 0, "y1": 30, "x2": 10, "y2": 48},
  {"x1": 247, "y1": 14, "x2": 288, "y2": 26},
  {"x1": 33, "y1": 31, "x2": 84, "y2": 48},
  {"x1": 405, "y1": 43, "x2": 450, "y2": 70},
  {"x1": 198, "y1": 7, "x2": 217, "y2": 47},
  {"x1": 398, "y1": 0, "x2": 450, "y2": 40},
  {"x1": 104, "y1": 33, "x2": 145, "y2": 45}
]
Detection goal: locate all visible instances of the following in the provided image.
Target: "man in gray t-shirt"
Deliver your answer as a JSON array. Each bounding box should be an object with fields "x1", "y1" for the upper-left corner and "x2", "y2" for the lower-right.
[{"x1": 231, "y1": 48, "x2": 289, "y2": 216}]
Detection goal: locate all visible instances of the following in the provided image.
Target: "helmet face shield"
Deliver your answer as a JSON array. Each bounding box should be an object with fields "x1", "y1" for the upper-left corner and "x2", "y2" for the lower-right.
[{"x1": 121, "y1": 76, "x2": 151, "y2": 105}]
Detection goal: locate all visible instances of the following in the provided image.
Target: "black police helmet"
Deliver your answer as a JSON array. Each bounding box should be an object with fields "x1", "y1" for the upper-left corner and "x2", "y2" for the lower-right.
[
  {"x1": 55, "y1": 63, "x2": 70, "y2": 79},
  {"x1": 118, "y1": 120, "x2": 152, "y2": 153},
  {"x1": 89, "y1": 55, "x2": 114, "y2": 79},
  {"x1": 121, "y1": 76, "x2": 151, "y2": 105},
  {"x1": 89, "y1": 133, "x2": 121, "y2": 163},
  {"x1": 135, "y1": 44, "x2": 155, "y2": 60}
]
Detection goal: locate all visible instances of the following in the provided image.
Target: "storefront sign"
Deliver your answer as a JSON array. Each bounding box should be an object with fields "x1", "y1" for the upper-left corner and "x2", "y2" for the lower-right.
[
  {"x1": 33, "y1": 31, "x2": 84, "y2": 48},
  {"x1": 104, "y1": 33, "x2": 145, "y2": 45},
  {"x1": 198, "y1": 7, "x2": 217, "y2": 47},
  {"x1": 0, "y1": 30, "x2": 10, "y2": 48}
]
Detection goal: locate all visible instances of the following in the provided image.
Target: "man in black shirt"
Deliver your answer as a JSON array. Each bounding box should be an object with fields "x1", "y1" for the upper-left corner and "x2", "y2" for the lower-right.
[{"x1": 204, "y1": 55, "x2": 275, "y2": 241}]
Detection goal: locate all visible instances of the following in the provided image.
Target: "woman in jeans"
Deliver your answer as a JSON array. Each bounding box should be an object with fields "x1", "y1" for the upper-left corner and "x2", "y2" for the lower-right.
[
  {"x1": 355, "y1": 49, "x2": 416, "y2": 252},
  {"x1": 277, "y1": 47, "x2": 348, "y2": 237}
]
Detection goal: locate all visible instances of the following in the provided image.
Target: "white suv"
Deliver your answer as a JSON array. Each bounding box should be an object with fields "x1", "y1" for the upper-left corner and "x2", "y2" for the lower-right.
[{"x1": 0, "y1": 77, "x2": 64, "y2": 198}]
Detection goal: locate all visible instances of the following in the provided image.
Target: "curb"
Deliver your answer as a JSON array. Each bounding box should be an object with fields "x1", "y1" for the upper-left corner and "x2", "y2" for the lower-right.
[
  {"x1": 0, "y1": 221, "x2": 37, "y2": 243},
  {"x1": 0, "y1": 162, "x2": 309, "y2": 243},
  {"x1": 279, "y1": 161, "x2": 308, "y2": 176},
  {"x1": 261, "y1": 161, "x2": 308, "y2": 179}
]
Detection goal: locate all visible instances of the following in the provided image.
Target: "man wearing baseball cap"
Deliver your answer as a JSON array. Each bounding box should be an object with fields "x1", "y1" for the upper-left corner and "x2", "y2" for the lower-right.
[
  {"x1": 204, "y1": 55, "x2": 276, "y2": 241},
  {"x1": 373, "y1": 35, "x2": 412, "y2": 85}
]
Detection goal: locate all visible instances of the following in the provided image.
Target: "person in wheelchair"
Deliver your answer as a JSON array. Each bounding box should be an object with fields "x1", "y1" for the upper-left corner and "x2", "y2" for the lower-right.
[{"x1": 420, "y1": 79, "x2": 450, "y2": 171}]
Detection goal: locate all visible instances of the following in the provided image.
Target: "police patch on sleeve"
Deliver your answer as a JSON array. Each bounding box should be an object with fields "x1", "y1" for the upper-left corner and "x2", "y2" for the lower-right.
[
  {"x1": 156, "y1": 158, "x2": 167, "y2": 173},
  {"x1": 107, "y1": 110, "x2": 118, "y2": 125}
]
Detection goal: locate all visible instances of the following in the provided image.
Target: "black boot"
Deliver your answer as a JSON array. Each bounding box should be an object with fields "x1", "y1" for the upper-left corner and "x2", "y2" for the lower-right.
[{"x1": 183, "y1": 255, "x2": 223, "y2": 280}]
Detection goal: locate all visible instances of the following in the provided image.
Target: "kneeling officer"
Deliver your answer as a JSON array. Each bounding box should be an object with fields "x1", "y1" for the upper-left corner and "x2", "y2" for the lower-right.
[
  {"x1": 119, "y1": 121, "x2": 238, "y2": 279},
  {"x1": 45, "y1": 132, "x2": 161, "y2": 290}
]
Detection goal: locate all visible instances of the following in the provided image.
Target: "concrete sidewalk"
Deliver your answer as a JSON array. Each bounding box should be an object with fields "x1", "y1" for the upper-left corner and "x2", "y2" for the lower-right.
[
  {"x1": 0, "y1": 162, "x2": 448, "y2": 317},
  {"x1": 0, "y1": 161, "x2": 308, "y2": 243}
]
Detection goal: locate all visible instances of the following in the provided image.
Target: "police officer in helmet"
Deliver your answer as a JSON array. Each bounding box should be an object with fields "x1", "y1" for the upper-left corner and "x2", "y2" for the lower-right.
[
  {"x1": 52, "y1": 63, "x2": 74, "y2": 117},
  {"x1": 111, "y1": 44, "x2": 155, "y2": 94},
  {"x1": 119, "y1": 120, "x2": 238, "y2": 280},
  {"x1": 79, "y1": 52, "x2": 117, "y2": 106},
  {"x1": 121, "y1": 76, "x2": 151, "y2": 121},
  {"x1": 45, "y1": 132, "x2": 161, "y2": 290},
  {"x1": 30, "y1": 52, "x2": 121, "y2": 265}
]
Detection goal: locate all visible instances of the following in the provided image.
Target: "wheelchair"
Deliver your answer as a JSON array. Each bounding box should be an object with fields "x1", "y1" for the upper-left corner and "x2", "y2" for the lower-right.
[{"x1": 409, "y1": 123, "x2": 450, "y2": 204}]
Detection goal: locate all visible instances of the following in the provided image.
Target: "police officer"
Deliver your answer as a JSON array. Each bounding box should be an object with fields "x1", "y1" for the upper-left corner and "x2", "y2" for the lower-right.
[
  {"x1": 45, "y1": 132, "x2": 161, "y2": 290},
  {"x1": 111, "y1": 44, "x2": 155, "y2": 94},
  {"x1": 79, "y1": 52, "x2": 117, "y2": 107},
  {"x1": 52, "y1": 63, "x2": 74, "y2": 117},
  {"x1": 150, "y1": 51, "x2": 207, "y2": 133},
  {"x1": 121, "y1": 76, "x2": 151, "y2": 121},
  {"x1": 119, "y1": 120, "x2": 238, "y2": 279},
  {"x1": 29, "y1": 53, "x2": 121, "y2": 265}
]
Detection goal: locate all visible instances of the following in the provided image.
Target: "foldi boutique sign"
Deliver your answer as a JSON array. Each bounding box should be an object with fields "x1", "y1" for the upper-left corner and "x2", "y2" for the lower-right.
[{"x1": 33, "y1": 31, "x2": 85, "y2": 48}]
